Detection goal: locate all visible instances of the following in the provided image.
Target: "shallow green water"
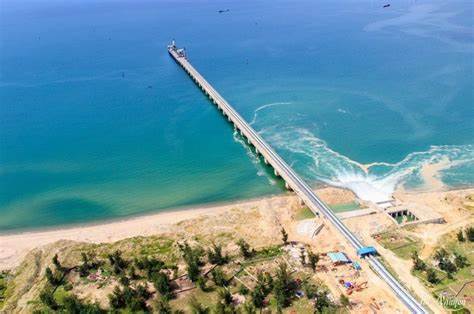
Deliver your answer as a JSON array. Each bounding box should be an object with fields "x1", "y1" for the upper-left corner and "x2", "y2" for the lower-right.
[{"x1": 0, "y1": 0, "x2": 472, "y2": 231}]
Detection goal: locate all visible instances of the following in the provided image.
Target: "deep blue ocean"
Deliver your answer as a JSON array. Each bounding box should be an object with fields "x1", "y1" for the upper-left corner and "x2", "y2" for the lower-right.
[{"x1": 1, "y1": 0, "x2": 473, "y2": 231}]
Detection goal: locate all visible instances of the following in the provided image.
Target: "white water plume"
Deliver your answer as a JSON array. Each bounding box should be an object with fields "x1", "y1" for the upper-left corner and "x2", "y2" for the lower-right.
[{"x1": 250, "y1": 103, "x2": 474, "y2": 203}]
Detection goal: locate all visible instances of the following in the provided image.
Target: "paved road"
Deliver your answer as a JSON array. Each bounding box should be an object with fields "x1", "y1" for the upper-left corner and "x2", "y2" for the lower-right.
[{"x1": 169, "y1": 47, "x2": 428, "y2": 313}]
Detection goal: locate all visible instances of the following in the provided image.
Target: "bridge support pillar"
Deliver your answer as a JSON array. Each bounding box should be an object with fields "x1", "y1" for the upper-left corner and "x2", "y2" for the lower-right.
[
  {"x1": 263, "y1": 158, "x2": 269, "y2": 165},
  {"x1": 274, "y1": 169, "x2": 279, "y2": 177},
  {"x1": 285, "y1": 182, "x2": 292, "y2": 191},
  {"x1": 255, "y1": 148, "x2": 259, "y2": 155},
  {"x1": 299, "y1": 199, "x2": 305, "y2": 206}
]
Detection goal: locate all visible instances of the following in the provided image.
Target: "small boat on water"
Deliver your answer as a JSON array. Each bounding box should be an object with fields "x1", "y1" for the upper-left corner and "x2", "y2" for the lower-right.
[{"x1": 383, "y1": 4, "x2": 391, "y2": 8}]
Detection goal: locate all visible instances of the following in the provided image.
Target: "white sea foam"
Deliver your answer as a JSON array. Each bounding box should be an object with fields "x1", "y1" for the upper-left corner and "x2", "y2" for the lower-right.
[{"x1": 250, "y1": 103, "x2": 474, "y2": 203}]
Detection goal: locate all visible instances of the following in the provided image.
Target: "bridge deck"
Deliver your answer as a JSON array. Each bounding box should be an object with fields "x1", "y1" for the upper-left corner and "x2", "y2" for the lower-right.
[{"x1": 168, "y1": 47, "x2": 427, "y2": 313}]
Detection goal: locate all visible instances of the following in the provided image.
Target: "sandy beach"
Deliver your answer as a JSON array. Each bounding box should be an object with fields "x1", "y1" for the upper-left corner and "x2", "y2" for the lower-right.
[
  {"x1": 0, "y1": 187, "x2": 358, "y2": 271},
  {"x1": 0, "y1": 200, "x2": 242, "y2": 270}
]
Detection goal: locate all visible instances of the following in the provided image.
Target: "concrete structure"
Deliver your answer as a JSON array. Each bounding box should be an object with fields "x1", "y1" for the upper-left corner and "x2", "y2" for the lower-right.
[
  {"x1": 386, "y1": 204, "x2": 445, "y2": 226},
  {"x1": 168, "y1": 43, "x2": 428, "y2": 313}
]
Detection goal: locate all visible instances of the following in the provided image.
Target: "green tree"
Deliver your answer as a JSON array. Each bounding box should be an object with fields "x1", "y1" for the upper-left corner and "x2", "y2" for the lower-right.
[
  {"x1": 314, "y1": 288, "x2": 336, "y2": 313},
  {"x1": 308, "y1": 250, "x2": 319, "y2": 272},
  {"x1": 237, "y1": 239, "x2": 253, "y2": 259},
  {"x1": 128, "y1": 265, "x2": 139, "y2": 280},
  {"x1": 273, "y1": 263, "x2": 292, "y2": 309},
  {"x1": 439, "y1": 259, "x2": 457, "y2": 278},
  {"x1": 119, "y1": 275, "x2": 130, "y2": 286},
  {"x1": 434, "y1": 248, "x2": 449, "y2": 262},
  {"x1": 251, "y1": 284, "x2": 266, "y2": 309},
  {"x1": 457, "y1": 229, "x2": 465, "y2": 242},
  {"x1": 62, "y1": 295, "x2": 105, "y2": 314},
  {"x1": 217, "y1": 288, "x2": 233, "y2": 305},
  {"x1": 239, "y1": 284, "x2": 249, "y2": 295},
  {"x1": 178, "y1": 242, "x2": 204, "y2": 282},
  {"x1": 108, "y1": 250, "x2": 128, "y2": 275},
  {"x1": 52, "y1": 254, "x2": 63, "y2": 272},
  {"x1": 196, "y1": 276, "x2": 208, "y2": 291},
  {"x1": 39, "y1": 288, "x2": 58, "y2": 310},
  {"x1": 466, "y1": 226, "x2": 474, "y2": 242},
  {"x1": 454, "y1": 253, "x2": 469, "y2": 269},
  {"x1": 256, "y1": 271, "x2": 273, "y2": 295},
  {"x1": 426, "y1": 268, "x2": 439, "y2": 284},
  {"x1": 281, "y1": 227, "x2": 288, "y2": 245},
  {"x1": 211, "y1": 267, "x2": 228, "y2": 287},
  {"x1": 152, "y1": 272, "x2": 172, "y2": 300},
  {"x1": 136, "y1": 256, "x2": 165, "y2": 279},
  {"x1": 207, "y1": 243, "x2": 229, "y2": 265},
  {"x1": 44, "y1": 267, "x2": 62, "y2": 286},
  {"x1": 302, "y1": 279, "x2": 317, "y2": 299},
  {"x1": 411, "y1": 251, "x2": 426, "y2": 271},
  {"x1": 108, "y1": 286, "x2": 126, "y2": 309}
]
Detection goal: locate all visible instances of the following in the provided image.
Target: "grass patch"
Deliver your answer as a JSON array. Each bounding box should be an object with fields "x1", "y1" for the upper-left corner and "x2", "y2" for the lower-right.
[
  {"x1": 0, "y1": 272, "x2": 9, "y2": 307},
  {"x1": 295, "y1": 207, "x2": 315, "y2": 220},
  {"x1": 330, "y1": 202, "x2": 360, "y2": 213},
  {"x1": 376, "y1": 231, "x2": 423, "y2": 260}
]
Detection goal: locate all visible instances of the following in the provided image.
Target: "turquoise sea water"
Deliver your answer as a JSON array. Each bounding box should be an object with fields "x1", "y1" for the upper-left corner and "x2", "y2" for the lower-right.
[{"x1": 1, "y1": 0, "x2": 473, "y2": 231}]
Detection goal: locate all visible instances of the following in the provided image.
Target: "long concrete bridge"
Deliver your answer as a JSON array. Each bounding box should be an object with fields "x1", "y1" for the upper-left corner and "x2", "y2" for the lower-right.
[{"x1": 168, "y1": 43, "x2": 427, "y2": 314}]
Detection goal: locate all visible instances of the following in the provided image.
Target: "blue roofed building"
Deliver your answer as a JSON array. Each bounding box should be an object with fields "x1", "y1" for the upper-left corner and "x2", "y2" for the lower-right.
[
  {"x1": 357, "y1": 246, "x2": 377, "y2": 257},
  {"x1": 327, "y1": 252, "x2": 350, "y2": 265}
]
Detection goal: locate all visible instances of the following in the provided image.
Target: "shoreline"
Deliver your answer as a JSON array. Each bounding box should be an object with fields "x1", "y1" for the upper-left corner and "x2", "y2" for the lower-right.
[
  {"x1": 0, "y1": 192, "x2": 300, "y2": 270},
  {"x1": 0, "y1": 190, "x2": 291, "y2": 237},
  {"x1": 0, "y1": 185, "x2": 357, "y2": 270},
  {"x1": 2, "y1": 179, "x2": 470, "y2": 237},
  {"x1": 1, "y1": 185, "x2": 472, "y2": 271}
]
